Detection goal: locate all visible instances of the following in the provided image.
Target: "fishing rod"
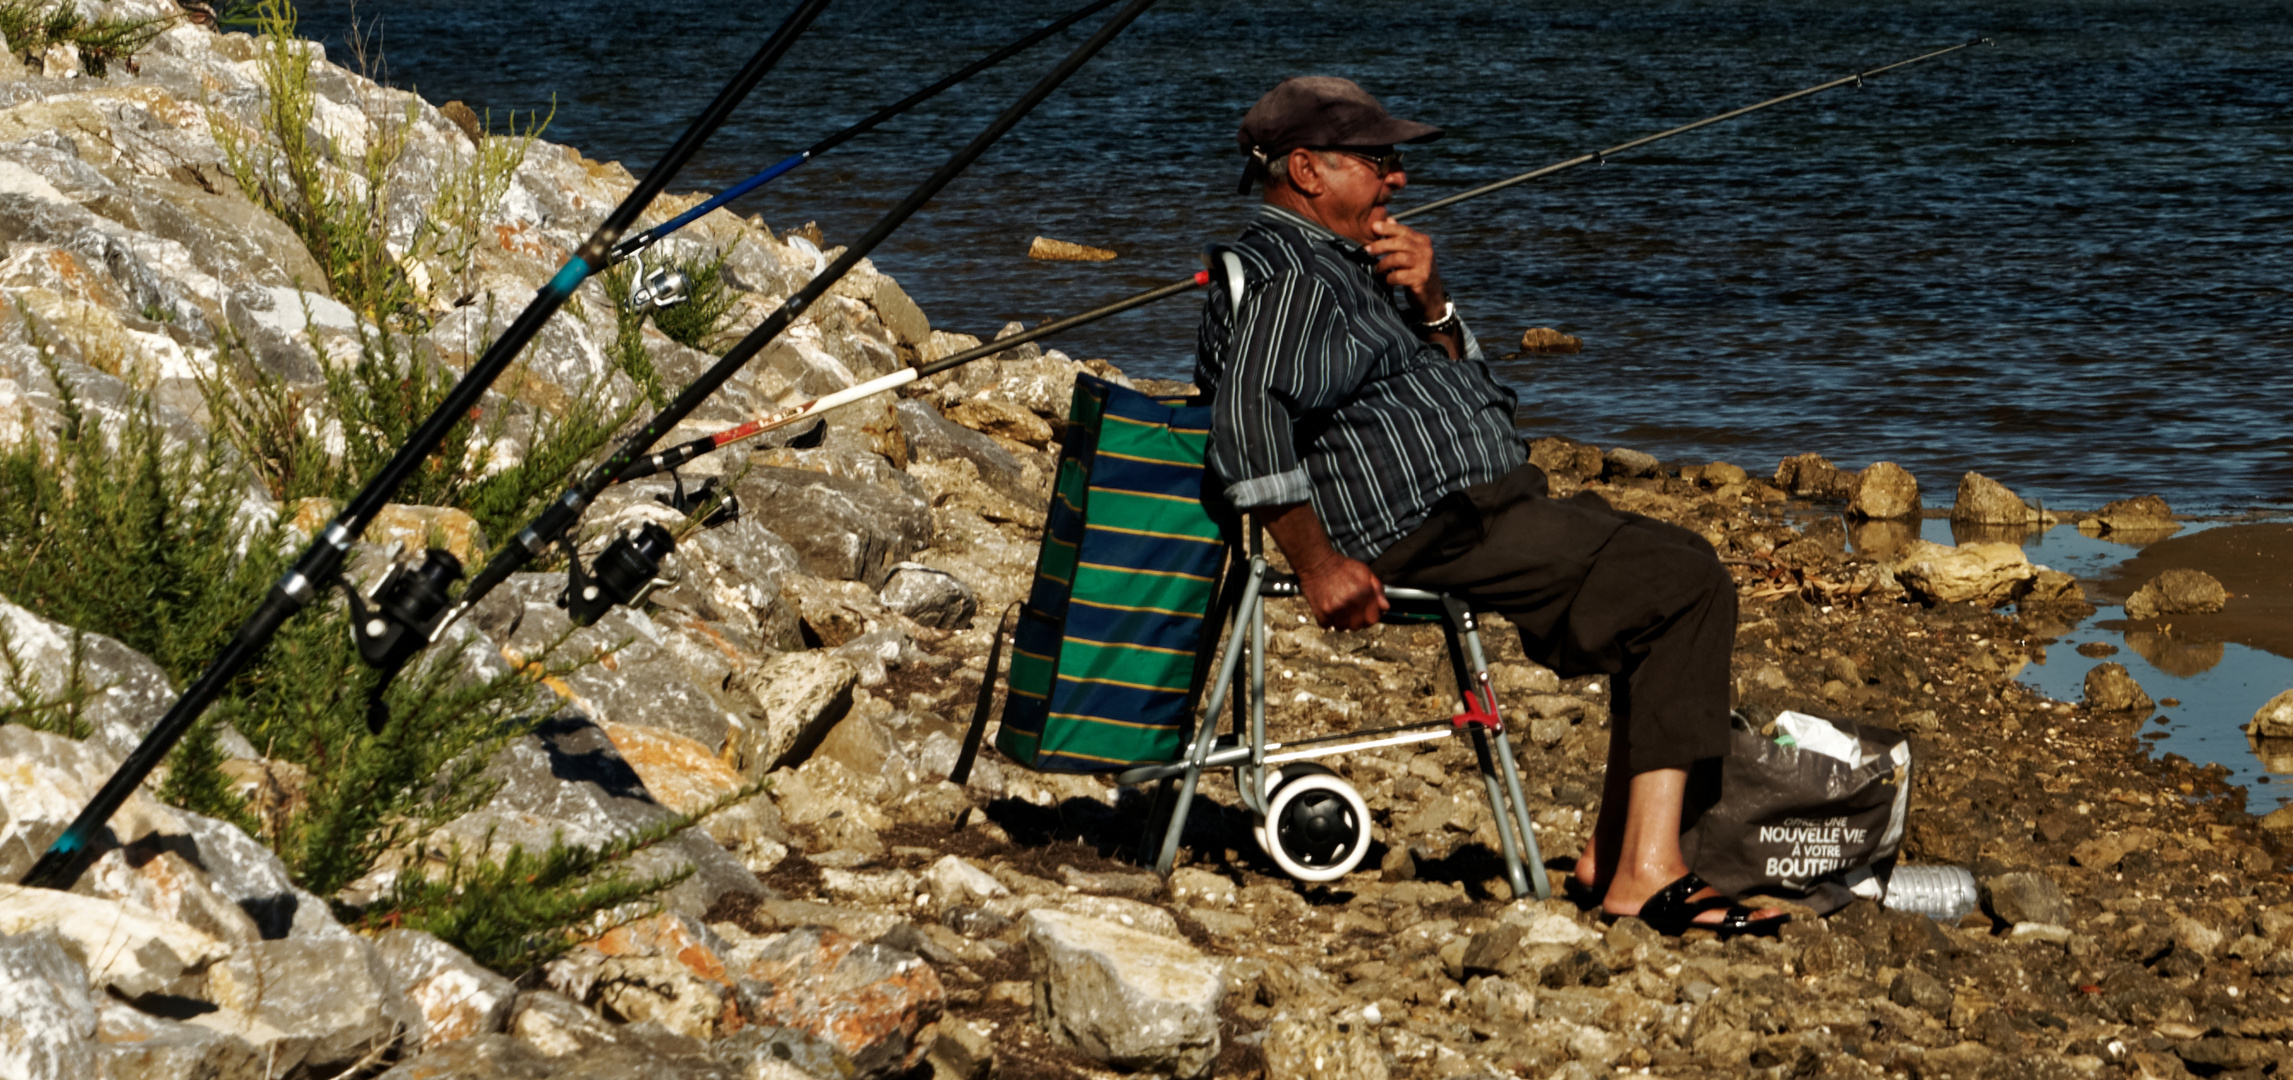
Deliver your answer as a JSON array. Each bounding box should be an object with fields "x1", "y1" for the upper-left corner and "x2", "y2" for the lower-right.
[
  {"x1": 608, "y1": 0, "x2": 1123, "y2": 288},
  {"x1": 438, "y1": 0, "x2": 1163, "y2": 636},
  {"x1": 18, "y1": 0, "x2": 839, "y2": 892},
  {"x1": 618, "y1": 35, "x2": 1995, "y2": 481}
]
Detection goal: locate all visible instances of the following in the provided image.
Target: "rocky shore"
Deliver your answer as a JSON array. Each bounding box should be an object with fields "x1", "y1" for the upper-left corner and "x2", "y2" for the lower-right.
[{"x1": 1, "y1": 7, "x2": 2290, "y2": 1080}]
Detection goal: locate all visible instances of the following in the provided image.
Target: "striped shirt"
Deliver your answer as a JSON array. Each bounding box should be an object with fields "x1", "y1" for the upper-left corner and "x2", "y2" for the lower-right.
[{"x1": 1194, "y1": 204, "x2": 1526, "y2": 561}]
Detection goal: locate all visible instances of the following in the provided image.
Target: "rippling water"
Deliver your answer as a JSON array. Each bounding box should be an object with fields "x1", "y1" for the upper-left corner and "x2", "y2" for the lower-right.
[{"x1": 310, "y1": 0, "x2": 2291, "y2": 512}]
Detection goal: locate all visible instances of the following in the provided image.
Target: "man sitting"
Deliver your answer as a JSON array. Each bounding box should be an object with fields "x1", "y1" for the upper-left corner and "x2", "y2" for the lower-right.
[{"x1": 1194, "y1": 76, "x2": 1777, "y2": 935}]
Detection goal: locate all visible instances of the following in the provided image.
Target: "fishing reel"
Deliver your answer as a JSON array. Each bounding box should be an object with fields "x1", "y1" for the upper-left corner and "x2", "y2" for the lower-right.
[
  {"x1": 626, "y1": 252, "x2": 691, "y2": 311},
  {"x1": 558, "y1": 522, "x2": 676, "y2": 626},
  {"x1": 342, "y1": 547, "x2": 465, "y2": 733},
  {"x1": 659, "y1": 471, "x2": 740, "y2": 530}
]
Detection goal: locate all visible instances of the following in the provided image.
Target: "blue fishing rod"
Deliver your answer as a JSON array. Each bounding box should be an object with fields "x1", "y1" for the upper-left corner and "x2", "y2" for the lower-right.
[
  {"x1": 607, "y1": 0, "x2": 1123, "y2": 271},
  {"x1": 438, "y1": 0, "x2": 1165, "y2": 637},
  {"x1": 19, "y1": 0, "x2": 840, "y2": 892}
]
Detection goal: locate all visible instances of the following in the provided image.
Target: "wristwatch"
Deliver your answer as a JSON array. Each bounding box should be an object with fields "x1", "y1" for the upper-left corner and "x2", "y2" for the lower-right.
[{"x1": 1418, "y1": 300, "x2": 1463, "y2": 338}]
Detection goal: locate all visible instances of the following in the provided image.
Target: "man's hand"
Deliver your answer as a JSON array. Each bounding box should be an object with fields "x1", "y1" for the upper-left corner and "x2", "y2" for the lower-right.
[
  {"x1": 1260, "y1": 501, "x2": 1389, "y2": 631},
  {"x1": 1297, "y1": 554, "x2": 1389, "y2": 631},
  {"x1": 1365, "y1": 214, "x2": 1445, "y2": 316},
  {"x1": 1365, "y1": 214, "x2": 1460, "y2": 358}
]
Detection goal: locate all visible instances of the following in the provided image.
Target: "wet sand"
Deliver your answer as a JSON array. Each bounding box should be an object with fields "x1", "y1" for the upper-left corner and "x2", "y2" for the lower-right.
[{"x1": 2100, "y1": 524, "x2": 2293, "y2": 662}]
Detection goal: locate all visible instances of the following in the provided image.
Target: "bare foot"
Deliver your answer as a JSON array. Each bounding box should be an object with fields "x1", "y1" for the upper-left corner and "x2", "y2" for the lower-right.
[{"x1": 1571, "y1": 850, "x2": 1603, "y2": 894}]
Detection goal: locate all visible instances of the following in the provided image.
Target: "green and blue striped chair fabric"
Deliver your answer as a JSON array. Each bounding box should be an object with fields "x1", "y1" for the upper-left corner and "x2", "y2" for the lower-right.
[{"x1": 997, "y1": 375, "x2": 1228, "y2": 771}]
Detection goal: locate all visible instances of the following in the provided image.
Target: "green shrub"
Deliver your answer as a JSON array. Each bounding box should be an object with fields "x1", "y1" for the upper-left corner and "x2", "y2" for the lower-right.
[
  {"x1": 370, "y1": 783, "x2": 763, "y2": 977},
  {"x1": 211, "y1": 0, "x2": 546, "y2": 329},
  {"x1": 0, "y1": 357, "x2": 680, "y2": 967},
  {"x1": 646, "y1": 245, "x2": 741, "y2": 353},
  {"x1": 0, "y1": 0, "x2": 169, "y2": 77},
  {"x1": 0, "y1": 0, "x2": 722, "y2": 972},
  {"x1": 0, "y1": 618, "x2": 96, "y2": 741}
]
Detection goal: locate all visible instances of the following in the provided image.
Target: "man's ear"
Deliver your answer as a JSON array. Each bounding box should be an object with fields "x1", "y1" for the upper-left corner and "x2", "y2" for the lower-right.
[{"x1": 1285, "y1": 147, "x2": 1327, "y2": 196}]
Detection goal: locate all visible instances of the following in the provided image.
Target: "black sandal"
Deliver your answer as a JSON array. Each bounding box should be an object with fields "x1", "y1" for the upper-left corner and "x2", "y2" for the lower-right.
[{"x1": 1615, "y1": 872, "x2": 1786, "y2": 938}]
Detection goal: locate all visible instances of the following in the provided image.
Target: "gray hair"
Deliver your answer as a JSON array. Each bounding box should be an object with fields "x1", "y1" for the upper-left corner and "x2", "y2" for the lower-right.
[{"x1": 1262, "y1": 147, "x2": 1341, "y2": 186}]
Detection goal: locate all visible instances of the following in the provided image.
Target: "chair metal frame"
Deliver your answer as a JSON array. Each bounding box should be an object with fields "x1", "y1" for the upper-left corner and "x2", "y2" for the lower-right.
[{"x1": 1116, "y1": 547, "x2": 1552, "y2": 901}]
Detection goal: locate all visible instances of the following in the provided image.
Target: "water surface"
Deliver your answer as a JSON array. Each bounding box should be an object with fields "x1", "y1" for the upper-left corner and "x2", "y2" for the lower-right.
[{"x1": 309, "y1": 0, "x2": 2291, "y2": 513}]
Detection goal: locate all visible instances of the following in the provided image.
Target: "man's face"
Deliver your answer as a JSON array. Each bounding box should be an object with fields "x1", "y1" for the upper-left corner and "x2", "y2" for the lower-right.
[{"x1": 1289, "y1": 146, "x2": 1406, "y2": 245}]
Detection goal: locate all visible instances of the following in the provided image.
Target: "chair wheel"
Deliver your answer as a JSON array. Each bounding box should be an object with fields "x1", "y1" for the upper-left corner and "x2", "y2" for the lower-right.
[{"x1": 1253, "y1": 764, "x2": 1371, "y2": 882}]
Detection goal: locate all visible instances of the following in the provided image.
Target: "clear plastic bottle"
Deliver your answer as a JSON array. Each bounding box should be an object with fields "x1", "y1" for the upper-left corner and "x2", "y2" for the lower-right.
[{"x1": 1882, "y1": 864, "x2": 1979, "y2": 922}]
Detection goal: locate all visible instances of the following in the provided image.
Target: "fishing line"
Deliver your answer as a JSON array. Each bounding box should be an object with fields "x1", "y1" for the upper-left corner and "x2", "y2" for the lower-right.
[
  {"x1": 19, "y1": 0, "x2": 840, "y2": 892},
  {"x1": 607, "y1": 0, "x2": 1124, "y2": 276},
  {"x1": 438, "y1": 0, "x2": 1164, "y2": 634},
  {"x1": 619, "y1": 36, "x2": 1995, "y2": 479}
]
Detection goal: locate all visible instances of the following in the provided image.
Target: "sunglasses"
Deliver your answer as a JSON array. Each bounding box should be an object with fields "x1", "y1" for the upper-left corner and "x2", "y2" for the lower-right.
[{"x1": 1317, "y1": 147, "x2": 1406, "y2": 175}]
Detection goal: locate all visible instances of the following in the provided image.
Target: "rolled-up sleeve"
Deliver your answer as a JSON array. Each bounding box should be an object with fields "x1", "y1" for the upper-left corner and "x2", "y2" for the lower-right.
[{"x1": 1208, "y1": 272, "x2": 1359, "y2": 510}]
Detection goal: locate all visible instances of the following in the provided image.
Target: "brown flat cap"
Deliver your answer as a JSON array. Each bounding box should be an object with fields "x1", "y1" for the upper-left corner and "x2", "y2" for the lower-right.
[{"x1": 1237, "y1": 76, "x2": 1442, "y2": 193}]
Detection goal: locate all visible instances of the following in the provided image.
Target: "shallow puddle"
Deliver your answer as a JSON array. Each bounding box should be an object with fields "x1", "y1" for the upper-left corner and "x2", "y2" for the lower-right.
[
  {"x1": 1872, "y1": 518, "x2": 2293, "y2": 811},
  {"x1": 1800, "y1": 514, "x2": 2293, "y2": 808}
]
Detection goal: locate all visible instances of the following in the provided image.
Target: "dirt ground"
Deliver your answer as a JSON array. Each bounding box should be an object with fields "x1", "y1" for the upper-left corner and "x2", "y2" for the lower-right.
[{"x1": 890, "y1": 466, "x2": 2293, "y2": 1078}]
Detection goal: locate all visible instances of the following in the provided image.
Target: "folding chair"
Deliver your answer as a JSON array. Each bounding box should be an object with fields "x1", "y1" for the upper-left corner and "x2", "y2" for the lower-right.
[{"x1": 954, "y1": 374, "x2": 1550, "y2": 900}]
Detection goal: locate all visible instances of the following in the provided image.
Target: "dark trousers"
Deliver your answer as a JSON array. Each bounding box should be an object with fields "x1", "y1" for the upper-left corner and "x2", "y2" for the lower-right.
[{"x1": 1368, "y1": 465, "x2": 1735, "y2": 774}]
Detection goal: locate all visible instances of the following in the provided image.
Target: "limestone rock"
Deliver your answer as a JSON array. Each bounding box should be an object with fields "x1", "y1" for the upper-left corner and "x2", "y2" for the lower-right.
[
  {"x1": 592, "y1": 953, "x2": 729, "y2": 1040},
  {"x1": 730, "y1": 926, "x2": 944, "y2": 1079},
  {"x1": 1950, "y1": 472, "x2": 2036, "y2": 524},
  {"x1": 2085, "y1": 494, "x2": 2177, "y2": 535},
  {"x1": 1892, "y1": 540, "x2": 2034, "y2": 607},
  {"x1": 1601, "y1": 447, "x2": 1659, "y2": 480},
  {"x1": 1698, "y1": 460, "x2": 1749, "y2": 488},
  {"x1": 92, "y1": 998, "x2": 261, "y2": 1080},
  {"x1": 0, "y1": 889, "x2": 224, "y2": 998},
  {"x1": 0, "y1": 931, "x2": 97, "y2": 1080},
  {"x1": 2123, "y1": 568, "x2": 2228, "y2": 619},
  {"x1": 361, "y1": 504, "x2": 489, "y2": 567},
  {"x1": 0, "y1": 597, "x2": 179, "y2": 761},
  {"x1": 372, "y1": 1032, "x2": 556, "y2": 1080},
  {"x1": 926, "y1": 1017, "x2": 995, "y2": 1080},
  {"x1": 869, "y1": 273, "x2": 931, "y2": 349},
  {"x1": 1028, "y1": 236, "x2": 1116, "y2": 261},
  {"x1": 1889, "y1": 968, "x2": 1951, "y2": 1014},
  {"x1": 879, "y1": 563, "x2": 978, "y2": 630},
  {"x1": 1517, "y1": 327, "x2": 1582, "y2": 354},
  {"x1": 1775, "y1": 453, "x2": 1857, "y2": 501},
  {"x1": 736, "y1": 466, "x2": 932, "y2": 587},
  {"x1": 1981, "y1": 871, "x2": 2068, "y2": 926},
  {"x1": 2249, "y1": 689, "x2": 2293, "y2": 738},
  {"x1": 1023, "y1": 908, "x2": 1223, "y2": 1078},
  {"x1": 372, "y1": 929, "x2": 518, "y2": 1049},
  {"x1": 947, "y1": 396, "x2": 1054, "y2": 448},
  {"x1": 2083, "y1": 662, "x2": 2154, "y2": 715},
  {"x1": 1262, "y1": 1017, "x2": 1390, "y2": 1080},
  {"x1": 739, "y1": 650, "x2": 858, "y2": 775},
  {"x1": 927, "y1": 856, "x2": 1008, "y2": 913},
  {"x1": 813, "y1": 707, "x2": 904, "y2": 788},
  {"x1": 1525, "y1": 437, "x2": 1602, "y2": 481},
  {"x1": 717, "y1": 1025, "x2": 855, "y2": 1080},
  {"x1": 1848, "y1": 461, "x2": 1920, "y2": 520},
  {"x1": 894, "y1": 399, "x2": 1030, "y2": 501},
  {"x1": 483, "y1": 579, "x2": 739, "y2": 752},
  {"x1": 201, "y1": 936, "x2": 421, "y2": 1075},
  {"x1": 2026, "y1": 568, "x2": 2086, "y2": 604},
  {"x1": 506, "y1": 990, "x2": 621, "y2": 1058},
  {"x1": 1165, "y1": 868, "x2": 1237, "y2": 908},
  {"x1": 598, "y1": 721, "x2": 776, "y2": 853},
  {"x1": 443, "y1": 715, "x2": 770, "y2": 921},
  {"x1": 651, "y1": 517, "x2": 807, "y2": 653},
  {"x1": 773, "y1": 756, "x2": 895, "y2": 838}
]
